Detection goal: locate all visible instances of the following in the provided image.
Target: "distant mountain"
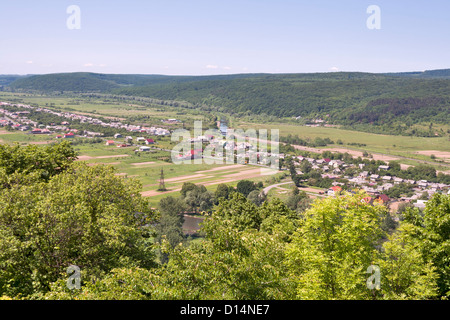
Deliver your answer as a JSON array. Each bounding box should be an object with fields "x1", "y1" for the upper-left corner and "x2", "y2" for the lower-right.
[
  {"x1": 383, "y1": 68, "x2": 450, "y2": 79},
  {"x1": 6, "y1": 72, "x2": 268, "y2": 92},
  {"x1": 0, "y1": 75, "x2": 27, "y2": 87}
]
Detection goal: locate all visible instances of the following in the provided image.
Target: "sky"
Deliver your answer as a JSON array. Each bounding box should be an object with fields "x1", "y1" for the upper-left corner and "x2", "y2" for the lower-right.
[{"x1": 0, "y1": 0, "x2": 449, "y2": 75}]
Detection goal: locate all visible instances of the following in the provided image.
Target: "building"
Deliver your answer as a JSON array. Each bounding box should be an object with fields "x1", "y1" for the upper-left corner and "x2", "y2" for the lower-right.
[
  {"x1": 219, "y1": 120, "x2": 228, "y2": 136},
  {"x1": 139, "y1": 146, "x2": 151, "y2": 152},
  {"x1": 327, "y1": 186, "x2": 342, "y2": 197},
  {"x1": 374, "y1": 194, "x2": 390, "y2": 204},
  {"x1": 64, "y1": 133, "x2": 75, "y2": 138},
  {"x1": 105, "y1": 140, "x2": 115, "y2": 146}
]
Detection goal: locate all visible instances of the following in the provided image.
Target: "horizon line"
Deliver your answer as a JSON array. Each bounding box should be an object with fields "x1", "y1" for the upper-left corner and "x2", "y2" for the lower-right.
[{"x1": 2, "y1": 68, "x2": 450, "y2": 77}]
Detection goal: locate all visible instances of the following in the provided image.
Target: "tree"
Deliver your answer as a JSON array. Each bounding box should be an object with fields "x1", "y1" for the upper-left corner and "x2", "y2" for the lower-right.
[
  {"x1": 401, "y1": 194, "x2": 450, "y2": 298},
  {"x1": 247, "y1": 190, "x2": 266, "y2": 206},
  {"x1": 285, "y1": 191, "x2": 387, "y2": 299},
  {"x1": 156, "y1": 197, "x2": 186, "y2": 247},
  {"x1": 285, "y1": 189, "x2": 308, "y2": 211},
  {"x1": 0, "y1": 162, "x2": 158, "y2": 298},
  {"x1": 180, "y1": 182, "x2": 197, "y2": 198},
  {"x1": 156, "y1": 196, "x2": 186, "y2": 263},
  {"x1": 236, "y1": 180, "x2": 257, "y2": 197},
  {"x1": 0, "y1": 141, "x2": 77, "y2": 183},
  {"x1": 214, "y1": 183, "x2": 231, "y2": 202},
  {"x1": 377, "y1": 223, "x2": 439, "y2": 299}
]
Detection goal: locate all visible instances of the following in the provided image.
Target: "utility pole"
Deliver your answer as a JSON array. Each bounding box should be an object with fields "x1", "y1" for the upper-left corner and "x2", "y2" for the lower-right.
[{"x1": 158, "y1": 167, "x2": 167, "y2": 191}]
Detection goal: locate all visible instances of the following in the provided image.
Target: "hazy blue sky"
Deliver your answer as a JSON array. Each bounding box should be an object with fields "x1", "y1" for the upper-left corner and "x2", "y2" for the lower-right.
[{"x1": 1, "y1": 0, "x2": 449, "y2": 75}]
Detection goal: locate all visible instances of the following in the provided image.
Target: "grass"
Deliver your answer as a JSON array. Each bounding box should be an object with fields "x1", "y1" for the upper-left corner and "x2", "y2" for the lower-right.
[
  {"x1": 0, "y1": 131, "x2": 55, "y2": 144},
  {"x1": 234, "y1": 121, "x2": 450, "y2": 168},
  {"x1": 70, "y1": 141, "x2": 283, "y2": 207},
  {"x1": 0, "y1": 92, "x2": 207, "y2": 125}
]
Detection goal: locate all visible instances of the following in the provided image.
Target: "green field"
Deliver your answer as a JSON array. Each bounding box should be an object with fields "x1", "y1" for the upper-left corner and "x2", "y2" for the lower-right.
[
  {"x1": 235, "y1": 121, "x2": 450, "y2": 169},
  {"x1": 0, "y1": 92, "x2": 207, "y2": 125}
]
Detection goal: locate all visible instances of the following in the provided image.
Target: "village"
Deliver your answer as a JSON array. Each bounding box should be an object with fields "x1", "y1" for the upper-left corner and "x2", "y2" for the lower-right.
[
  {"x1": 171, "y1": 128, "x2": 450, "y2": 211},
  {"x1": 0, "y1": 101, "x2": 171, "y2": 138},
  {"x1": 1, "y1": 100, "x2": 449, "y2": 211},
  {"x1": 289, "y1": 155, "x2": 450, "y2": 208}
]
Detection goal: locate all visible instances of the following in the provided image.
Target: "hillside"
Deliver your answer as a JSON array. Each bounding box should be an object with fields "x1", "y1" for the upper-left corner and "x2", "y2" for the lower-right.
[
  {"x1": 5, "y1": 70, "x2": 450, "y2": 136},
  {"x1": 0, "y1": 75, "x2": 26, "y2": 88}
]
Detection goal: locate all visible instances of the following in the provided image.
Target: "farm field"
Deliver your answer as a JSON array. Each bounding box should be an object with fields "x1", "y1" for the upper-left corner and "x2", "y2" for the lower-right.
[
  {"x1": 235, "y1": 121, "x2": 450, "y2": 169},
  {"x1": 70, "y1": 142, "x2": 282, "y2": 207},
  {"x1": 0, "y1": 92, "x2": 206, "y2": 124}
]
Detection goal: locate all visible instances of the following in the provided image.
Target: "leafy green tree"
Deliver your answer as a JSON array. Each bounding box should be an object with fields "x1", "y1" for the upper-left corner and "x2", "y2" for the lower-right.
[
  {"x1": 285, "y1": 189, "x2": 308, "y2": 211},
  {"x1": 247, "y1": 190, "x2": 266, "y2": 206},
  {"x1": 285, "y1": 191, "x2": 387, "y2": 299},
  {"x1": 0, "y1": 162, "x2": 158, "y2": 298},
  {"x1": 180, "y1": 182, "x2": 198, "y2": 198},
  {"x1": 401, "y1": 194, "x2": 450, "y2": 298},
  {"x1": 0, "y1": 141, "x2": 77, "y2": 183},
  {"x1": 236, "y1": 180, "x2": 257, "y2": 197},
  {"x1": 156, "y1": 196, "x2": 186, "y2": 250},
  {"x1": 214, "y1": 183, "x2": 231, "y2": 201},
  {"x1": 377, "y1": 223, "x2": 439, "y2": 300},
  {"x1": 184, "y1": 187, "x2": 214, "y2": 213}
]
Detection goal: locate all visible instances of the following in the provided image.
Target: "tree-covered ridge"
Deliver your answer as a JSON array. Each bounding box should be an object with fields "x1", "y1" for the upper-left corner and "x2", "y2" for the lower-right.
[
  {"x1": 6, "y1": 70, "x2": 450, "y2": 134},
  {"x1": 113, "y1": 76, "x2": 450, "y2": 125}
]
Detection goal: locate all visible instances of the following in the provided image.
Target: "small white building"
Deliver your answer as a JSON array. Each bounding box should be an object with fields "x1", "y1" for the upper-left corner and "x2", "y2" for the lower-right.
[{"x1": 139, "y1": 146, "x2": 151, "y2": 152}]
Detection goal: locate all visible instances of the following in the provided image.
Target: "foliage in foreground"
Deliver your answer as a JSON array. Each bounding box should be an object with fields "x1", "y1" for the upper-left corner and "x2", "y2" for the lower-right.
[
  {"x1": 41, "y1": 192, "x2": 446, "y2": 300},
  {"x1": 0, "y1": 142, "x2": 448, "y2": 300}
]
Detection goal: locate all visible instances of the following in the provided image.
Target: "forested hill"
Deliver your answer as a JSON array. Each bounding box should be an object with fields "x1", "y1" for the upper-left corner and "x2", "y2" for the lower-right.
[{"x1": 5, "y1": 70, "x2": 450, "y2": 134}]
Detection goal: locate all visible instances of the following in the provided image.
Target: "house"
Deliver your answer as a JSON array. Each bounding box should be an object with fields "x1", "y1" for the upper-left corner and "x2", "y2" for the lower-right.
[
  {"x1": 374, "y1": 194, "x2": 390, "y2": 204},
  {"x1": 359, "y1": 171, "x2": 369, "y2": 178},
  {"x1": 361, "y1": 196, "x2": 374, "y2": 205},
  {"x1": 139, "y1": 146, "x2": 151, "y2": 152},
  {"x1": 417, "y1": 181, "x2": 428, "y2": 188},
  {"x1": 105, "y1": 140, "x2": 115, "y2": 146},
  {"x1": 136, "y1": 137, "x2": 146, "y2": 142},
  {"x1": 393, "y1": 177, "x2": 404, "y2": 184},
  {"x1": 328, "y1": 186, "x2": 342, "y2": 197},
  {"x1": 114, "y1": 133, "x2": 123, "y2": 139},
  {"x1": 414, "y1": 200, "x2": 428, "y2": 209},
  {"x1": 145, "y1": 138, "x2": 155, "y2": 145},
  {"x1": 64, "y1": 132, "x2": 75, "y2": 138},
  {"x1": 378, "y1": 165, "x2": 390, "y2": 171},
  {"x1": 31, "y1": 128, "x2": 42, "y2": 134}
]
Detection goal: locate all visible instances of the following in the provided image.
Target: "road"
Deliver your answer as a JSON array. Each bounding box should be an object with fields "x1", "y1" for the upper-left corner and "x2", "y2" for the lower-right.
[{"x1": 262, "y1": 181, "x2": 294, "y2": 195}]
